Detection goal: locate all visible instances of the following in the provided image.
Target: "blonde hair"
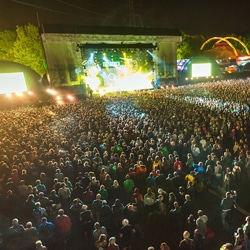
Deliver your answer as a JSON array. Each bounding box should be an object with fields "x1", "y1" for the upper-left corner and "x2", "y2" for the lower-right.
[
  {"x1": 183, "y1": 230, "x2": 190, "y2": 239},
  {"x1": 122, "y1": 218, "x2": 129, "y2": 226}
]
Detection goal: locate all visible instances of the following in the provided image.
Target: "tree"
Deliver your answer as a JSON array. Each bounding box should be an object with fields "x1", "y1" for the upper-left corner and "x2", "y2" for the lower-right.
[
  {"x1": 13, "y1": 23, "x2": 46, "y2": 76},
  {"x1": 177, "y1": 32, "x2": 192, "y2": 60},
  {"x1": 0, "y1": 30, "x2": 16, "y2": 60},
  {"x1": 229, "y1": 33, "x2": 250, "y2": 55},
  {"x1": 177, "y1": 32, "x2": 206, "y2": 59}
]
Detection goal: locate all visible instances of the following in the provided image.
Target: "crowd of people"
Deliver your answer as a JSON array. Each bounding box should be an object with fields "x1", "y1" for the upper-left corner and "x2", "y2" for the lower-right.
[{"x1": 0, "y1": 78, "x2": 250, "y2": 250}]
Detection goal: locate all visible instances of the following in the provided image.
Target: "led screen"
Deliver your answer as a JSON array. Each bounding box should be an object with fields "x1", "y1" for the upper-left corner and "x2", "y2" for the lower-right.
[
  {"x1": 192, "y1": 63, "x2": 211, "y2": 77},
  {"x1": 0, "y1": 72, "x2": 27, "y2": 94}
]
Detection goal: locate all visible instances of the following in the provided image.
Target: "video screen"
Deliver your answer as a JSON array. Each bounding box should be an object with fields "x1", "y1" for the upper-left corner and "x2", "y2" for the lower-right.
[
  {"x1": 0, "y1": 72, "x2": 27, "y2": 94},
  {"x1": 192, "y1": 63, "x2": 211, "y2": 77}
]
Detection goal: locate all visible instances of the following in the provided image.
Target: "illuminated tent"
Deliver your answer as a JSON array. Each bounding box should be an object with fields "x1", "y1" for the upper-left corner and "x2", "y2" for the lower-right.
[
  {"x1": 203, "y1": 44, "x2": 247, "y2": 60},
  {"x1": 0, "y1": 60, "x2": 43, "y2": 92},
  {"x1": 200, "y1": 37, "x2": 250, "y2": 73}
]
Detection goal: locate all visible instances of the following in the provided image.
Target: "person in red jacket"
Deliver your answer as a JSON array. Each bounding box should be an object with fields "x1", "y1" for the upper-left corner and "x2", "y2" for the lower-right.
[
  {"x1": 55, "y1": 209, "x2": 72, "y2": 247},
  {"x1": 173, "y1": 157, "x2": 183, "y2": 174}
]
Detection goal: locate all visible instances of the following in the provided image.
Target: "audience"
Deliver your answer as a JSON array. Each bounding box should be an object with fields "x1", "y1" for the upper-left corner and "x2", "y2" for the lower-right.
[{"x1": 0, "y1": 78, "x2": 250, "y2": 249}]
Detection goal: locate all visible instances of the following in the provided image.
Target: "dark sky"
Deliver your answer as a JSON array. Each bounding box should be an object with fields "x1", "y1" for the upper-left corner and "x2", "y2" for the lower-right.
[{"x1": 1, "y1": 0, "x2": 250, "y2": 37}]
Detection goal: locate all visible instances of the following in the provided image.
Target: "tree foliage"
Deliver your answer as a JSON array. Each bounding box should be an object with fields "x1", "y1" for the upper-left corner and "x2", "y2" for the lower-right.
[
  {"x1": 177, "y1": 32, "x2": 192, "y2": 59},
  {"x1": 0, "y1": 30, "x2": 16, "y2": 60},
  {"x1": 177, "y1": 32, "x2": 206, "y2": 59},
  {"x1": 229, "y1": 33, "x2": 250, "y2": 55},
  {"x1": 13, "y1": 24, "x2": 46, "y2": 76}
]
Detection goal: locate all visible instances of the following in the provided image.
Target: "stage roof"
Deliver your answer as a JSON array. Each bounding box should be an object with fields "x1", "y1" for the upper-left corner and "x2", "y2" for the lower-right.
[{"x1": 41, "y1": 24, "x2": 182, "y2": 44}]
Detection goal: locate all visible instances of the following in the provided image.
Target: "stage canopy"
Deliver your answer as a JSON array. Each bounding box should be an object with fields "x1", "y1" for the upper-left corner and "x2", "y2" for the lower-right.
[{"x1": 41, "y1": 24, "x2": 182, "y2": 92}]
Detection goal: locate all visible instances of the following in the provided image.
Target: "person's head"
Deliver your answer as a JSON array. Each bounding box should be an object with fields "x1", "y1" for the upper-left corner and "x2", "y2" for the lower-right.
[
  {"x1": 41, "y1": 217, "x2": 47, "y2": 223},
  {"x1": 60, "y1": 182, "x2": 66, "y2": 187},
  {"x1": 179, "y1": 186, "x2": 184, "y2": 193},
  {"x1": 114, "y1": 198, "x2": 121, "y2": 206},
  {"x1": 94, "y1": 222, "x2": 100, "y2": 229},
  {"x1": 183, "y1": 230, "x2": 190, "y2": 239},
  {"x1": 147, "y1": 247, "x2": 155, "y2": 250},
  {"x1": 108, "y1": 236, "x2": 116, "y2": 245},
  {"x1": 197, "y1": 210, "x2": 203, "y2": 217},
  {"x1": 25, "y1": 221, "x2": 33, "y2": 228},
  {"x1": 194, "y1": 228, "x2": 201, "y2": 236},
  {"x1": 12, "y1": 218, "x2": 19, "y2": 226},
  {"x1": 113, "y1": 180, "x2": 119, "y2": 187},
  {"x1": 173, "y1": 201, "x2": 179, "y2": 208},
  {"x1": 35, "y1": 202, "x2": 41, "y2": 208},
  {"x1": 220, "y1": 243, "x2": 234, "y2": 250},
  {"x1": 73, "y1": 198, "x2": 79, "y2": 204},
  {"x1": 246, "y1": 216, "x2": 250, "y2": 223},
  {"x1": 160, "y1": 242, "x2": 170, "y2": 250},
  {"x1": 58, "y1": 209, "x2": 64, "y2": 216},
  {"x1": 27, "y1": 194, "x2": 34, "y2": 201},
  {"x1": 236, "y1": 227, "x2": 243, "y2": 236},
  {"x1": 35, "y1": 240, "x2": 43, "y2": 248},
  {"x1": 187, "y1": 214, "x2": 195, "y2": 222},
  {"x1": 98, "y1": 233, "x2": 107, "y2": 242},
  {"x1": 36, "y1": 179, "x2": 41, "y2": 185},
  {"x1": 82, "y1": 205, "x2": 88, "y2": 211},
  {"x1": 185, "y1": 194, "x2": 191, "y2": 201},
  {"x1": 39, "y1": 192, "x2": 44, "y2": 198},
  {"x1": 122, "y1": 218, "x2": 129, "y2": 226}
]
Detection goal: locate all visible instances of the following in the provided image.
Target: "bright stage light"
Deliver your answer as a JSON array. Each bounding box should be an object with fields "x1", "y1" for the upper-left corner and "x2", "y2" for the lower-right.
[
  {"x1": 46, "y1": 88, "x2": 57, "y2": 95},
  {"x1": 85, "y1": 76, "x2": 101, "y2": 91},
  {"x1": 67, "y1": 94, "x2": 74, "y2": 101},
  {"x1": 0, "y1": 72, "x2": 28, "y2": 94}
]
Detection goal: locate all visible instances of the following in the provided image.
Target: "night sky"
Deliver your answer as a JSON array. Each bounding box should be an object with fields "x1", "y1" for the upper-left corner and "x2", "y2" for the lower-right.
[{"x1": 1, "y1": 0, "x2": 250, "y2": 37}]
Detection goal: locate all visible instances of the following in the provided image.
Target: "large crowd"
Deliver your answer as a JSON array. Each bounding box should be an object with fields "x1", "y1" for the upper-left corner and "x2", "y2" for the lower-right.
[{"x1": 0, "y1": 78, "x2": 250, "y2": 250}]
